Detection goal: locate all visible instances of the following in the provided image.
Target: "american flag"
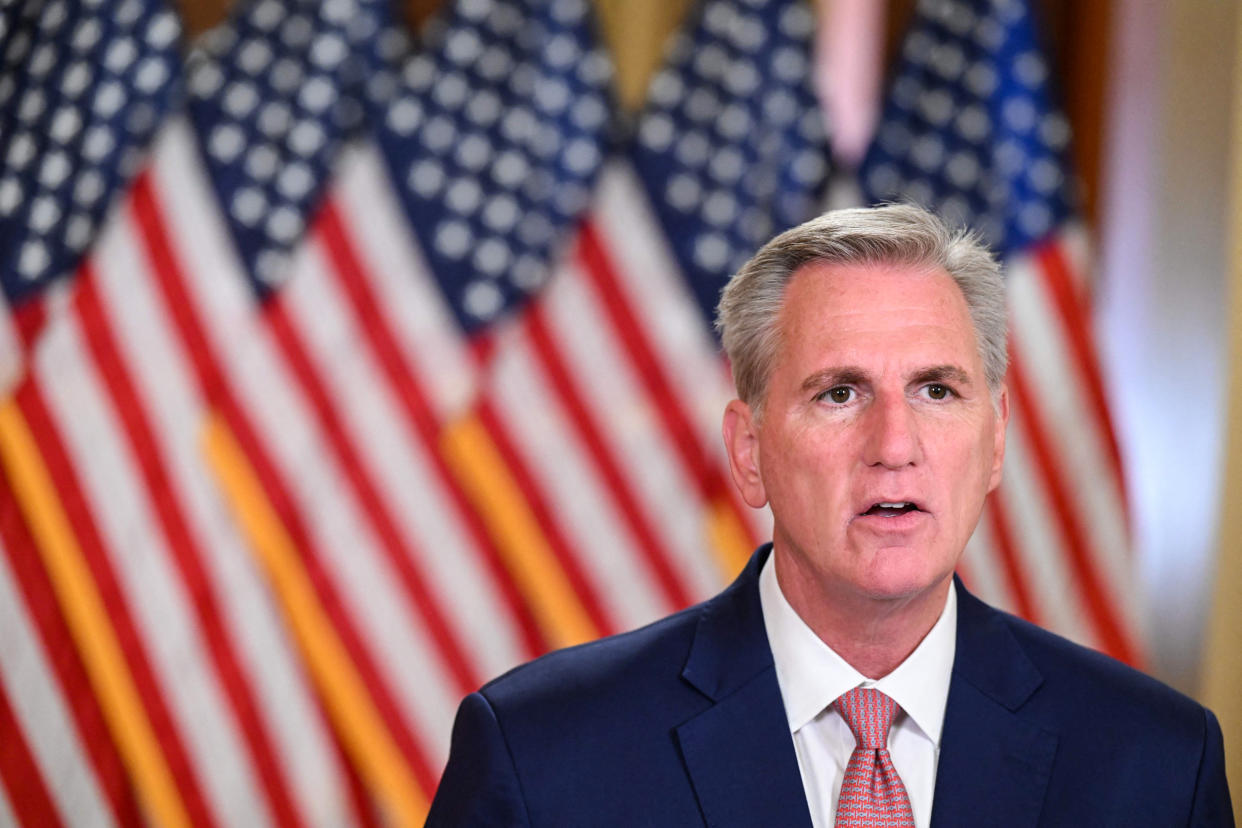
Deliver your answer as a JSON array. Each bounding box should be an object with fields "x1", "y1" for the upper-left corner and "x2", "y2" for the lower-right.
[
  {"x1": 0, "y1": 0, "x2": 829, "y2": 826},
  {"x1": 860, "y1": 0, "x2": 1141, "y2": 664}
]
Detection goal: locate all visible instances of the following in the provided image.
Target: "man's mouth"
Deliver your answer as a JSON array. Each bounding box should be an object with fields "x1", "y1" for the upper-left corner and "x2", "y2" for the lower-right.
[{"x1": 860, "y1": 501, "x2": 922, "y2": 517}]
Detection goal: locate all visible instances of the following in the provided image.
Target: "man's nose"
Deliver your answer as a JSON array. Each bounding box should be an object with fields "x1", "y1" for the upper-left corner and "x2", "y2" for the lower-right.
[{"x1": 861, "y1": 394, "x2": 922, "y2": 469}]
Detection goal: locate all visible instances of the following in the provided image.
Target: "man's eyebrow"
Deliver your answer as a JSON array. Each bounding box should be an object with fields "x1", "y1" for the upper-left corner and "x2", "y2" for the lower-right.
[
  {"x1": 910, "y1": 365, "x2": 974, "y2": 387},
  {"x1": 800, "y1": 367, "x2": 868, "y2": 393}
]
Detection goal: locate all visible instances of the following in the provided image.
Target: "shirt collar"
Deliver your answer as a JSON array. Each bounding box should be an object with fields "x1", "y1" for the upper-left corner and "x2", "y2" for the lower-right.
[{"x1": 758, "y1": 552, "x2": 957, "y2": 746}]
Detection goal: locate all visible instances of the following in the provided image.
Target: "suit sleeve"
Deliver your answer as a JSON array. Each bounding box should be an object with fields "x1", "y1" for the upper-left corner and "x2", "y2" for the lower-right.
[
  {"x1": 1188, "y1": 708, "x2": 1234, "y2": 827},
  {"x1": 425, "y1": 692, "x2": 532, "y2": 828}
]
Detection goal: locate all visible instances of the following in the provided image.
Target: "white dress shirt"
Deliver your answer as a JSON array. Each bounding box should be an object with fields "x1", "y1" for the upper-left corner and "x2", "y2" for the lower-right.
[{"x1": 758, "y1": 553, "x2": 957, "y2": 828}]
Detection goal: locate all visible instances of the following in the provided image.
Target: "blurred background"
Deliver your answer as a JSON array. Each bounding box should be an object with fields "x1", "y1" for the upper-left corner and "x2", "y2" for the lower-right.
[{"x1": 0, "y1": 0, "x2": 1238, "y2": 824}]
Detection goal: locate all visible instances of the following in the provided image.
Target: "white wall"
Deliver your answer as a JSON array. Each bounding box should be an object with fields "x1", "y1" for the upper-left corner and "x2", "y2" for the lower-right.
[{"x1": 1097, "y1": 0, "x2": 1239, "y2": 693}]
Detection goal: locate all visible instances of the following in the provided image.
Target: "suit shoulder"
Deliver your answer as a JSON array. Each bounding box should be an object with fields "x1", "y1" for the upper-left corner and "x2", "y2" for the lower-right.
[
  {"x1": 479, "y1": 600, "x2": 705, "y2": 716},
  {"x1": 999, "y1": 609, "x2": 1209, "y2": 735}
]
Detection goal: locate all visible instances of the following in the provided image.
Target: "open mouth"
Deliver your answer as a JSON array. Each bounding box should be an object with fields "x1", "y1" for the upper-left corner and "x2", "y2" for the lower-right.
[{"x1": 860, "y1": 501, "x2": 921, "y2": 518}]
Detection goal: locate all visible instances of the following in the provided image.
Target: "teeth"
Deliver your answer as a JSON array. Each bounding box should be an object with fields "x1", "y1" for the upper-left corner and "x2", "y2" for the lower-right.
[{"x1": 878, "y1": 502, "x2": 908, "y2": 508}]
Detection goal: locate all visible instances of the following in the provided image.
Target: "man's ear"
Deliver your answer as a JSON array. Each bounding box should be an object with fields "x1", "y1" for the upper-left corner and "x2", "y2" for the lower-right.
[
  {"x1": 723, "y1": 399, "x2": 767, "y2": 508},
  {"x1": 987, "y1": 384, "x2": 1009, "y2": 492}
]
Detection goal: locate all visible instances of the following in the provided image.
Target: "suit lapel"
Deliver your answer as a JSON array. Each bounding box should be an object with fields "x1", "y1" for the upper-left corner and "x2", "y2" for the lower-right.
[
  {"x1": 930, "y1": 582, "x2": 1057, "y2": 828},
  {"x1": 675, "y1": 547, "x2": 813, "y2": 828}
]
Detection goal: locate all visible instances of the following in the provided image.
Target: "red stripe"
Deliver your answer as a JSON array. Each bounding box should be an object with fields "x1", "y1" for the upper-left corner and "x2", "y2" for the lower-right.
[
  {"x1": 315, "y1": 202, "x2": 546, "y2": 659},
  {"x1": 473, "y1": 396, "x2": 617, "y2": 637},
  {"x1": 575, "y1": 221, "x2": 758, "y2": 546},
  {"x1": 1032, "y1": 242, "x2": 1129, "y2": 513},
  {"x1": 263, "y1": 296, "x2": 482, "y2": 695},
  {"x1": 13, "y1": 298, "x2": 47, "y2": 352},
  {"x1": 0, "y1": 677, "x2": 66, "y2": 828},
  {"x1": 129, "y1": 171, "x2": 440, "y2": 796},
  {"x1": 982, "y1": 493, "x2": 1039, "y2": 623},
  {"x1": 72, "y1": 265, "x2": 308, "y2": 828},
  {"x1": 1006, "y1": 346, "x2": 1138, "y2": 665},
  {"x1": 0, "y1": 472, "x2": 143, "y2": 828},
  {"x1": 15, "y1": 378, "x2": 220, "y2": 828},
  {"x1": 523, "y1": 301, "x2": 694, "y2": 611}
]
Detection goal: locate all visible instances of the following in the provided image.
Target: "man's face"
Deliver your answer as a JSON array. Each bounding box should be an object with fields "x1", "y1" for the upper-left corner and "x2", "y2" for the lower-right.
[{"x1": 723, "y1": 260, "x2": 1007, "y2": 605}]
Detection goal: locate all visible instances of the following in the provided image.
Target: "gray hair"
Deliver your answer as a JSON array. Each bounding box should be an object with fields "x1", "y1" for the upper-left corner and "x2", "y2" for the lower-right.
[{"x1": 715, "y1": 203, "x2": 1007, "y2": 411}]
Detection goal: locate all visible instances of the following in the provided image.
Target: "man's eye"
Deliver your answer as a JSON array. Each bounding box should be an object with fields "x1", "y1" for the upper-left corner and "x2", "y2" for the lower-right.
[
  {"x1": 925, "y1": 384, "x2": 951, "y2": 400},
  {"x1": 823, "y1": 387, "x2": 853, "y2": 404}
]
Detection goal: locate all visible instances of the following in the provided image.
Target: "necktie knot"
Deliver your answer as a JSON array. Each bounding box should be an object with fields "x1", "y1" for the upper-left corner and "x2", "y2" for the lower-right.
[{"x1": 834, "y1": 687, "x2": 899, "y2": 751}]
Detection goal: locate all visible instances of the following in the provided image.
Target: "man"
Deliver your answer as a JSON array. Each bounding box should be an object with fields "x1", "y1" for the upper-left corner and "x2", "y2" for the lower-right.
[{"x1": 427, "y1": 204, "x2": 1233, "y2": 826}]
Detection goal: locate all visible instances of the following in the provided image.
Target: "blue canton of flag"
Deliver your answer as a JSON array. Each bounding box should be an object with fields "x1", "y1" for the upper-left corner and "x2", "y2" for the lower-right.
[
  {"x1": 629, "y1": 0, "x2": 831, "y2": 327},
  {"x1": 186, "y1": 0, "x2": 389, "y2": 295},
  {"x1": 363, "y1": 0, "x2": 615, "y2": 333},
  {"x1": 0, "y1": 0, "x2": 180, "y2": 303},
  {"x1": 859, "y1": 0, "x2": 1075, "y2": 255}
]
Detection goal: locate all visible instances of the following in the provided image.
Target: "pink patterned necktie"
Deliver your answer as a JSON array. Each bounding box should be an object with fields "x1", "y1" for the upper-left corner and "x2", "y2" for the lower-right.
[{"x1": 833, "y1": 687, "x2": 916, "y2": 828}]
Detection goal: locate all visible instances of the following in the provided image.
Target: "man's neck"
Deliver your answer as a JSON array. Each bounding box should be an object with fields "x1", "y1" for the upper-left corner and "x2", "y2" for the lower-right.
[{"x1": 773, "y1": 553, "x2": 952, "y2": 679}]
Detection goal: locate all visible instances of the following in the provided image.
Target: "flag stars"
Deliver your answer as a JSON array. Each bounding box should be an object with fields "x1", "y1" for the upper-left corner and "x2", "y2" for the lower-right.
[
  {"x1": 224, "y1": 81, "x2": 259, "y2": 118},
  {"x1": 666, "y1": 174, "x2": 701, "y2": 211},
  {"x1": 65, "y1": 213, "x2": 92, "y2": 251},
  {"x1": 965, "y1": 61, "x2": 998, "y2": 97},
  {"x1": 467, "y1": 90, "x2": 502, "y2": 127},
  {"x1": 39, "y1": 152, "x2": 72, "y2": 189},
  {"x1": 239, "y1": 39, "x2": 274, "y2": 74},
  {"x1": 20, "y1": 89, "x2": 48, "y2": 123},
  {"x1": 717, "y1": 103, "x2": 752, "y2": 140},
  {"x1": 409, "y1": 159, "x2": 445, "y2": 198},
  {"x1": 61, "y1": 62, "x2": 93, "y2": 98},
  {"x1": 1003, "y1": 96, "x2": 1037, "y2": 133},
  {"x1": 19, "y1": 241, "x2": 50, "y2": 280},
  {"x1": 463, "y1": 280, "x2": 503, "y2": 321},
  {"x1": 639, "y1": 114, "x2": 675, "y2": 151},
  {"x1": 483, "y1": 194, "x2": 519, "y2": 231},
  {"x1": 30, "y1": 43, "x2": 58, "y2": 79},
  {"x1": 231, "y1": 187, "x2": 268, "y2": 226},
  {"x1": 51, "y1": 107, "x2": 83, "y2": 143},
  {"x1": 435, "y1": 220, "x2": 472, "y2": 259},
  {"x1": 84, "y1": 125, "x2": 117, "y2": 162},
  {"x1": 473, "y1": 238, "x2": 511, "y2": 275},
  {"x1": 446, "y1": 178, "x2": 483, "y2": 215},
  {"x1": 7, "y1": 134, "x2": 36, "y2": 170},
  {"x1": 135, "y1": 56, "x2": 170, "y2": 93},
  {"x1": 144, "y1": 7, "x2": 178, "y2": 46},
  {"x1": 281, "y1": 14, "x2": 314, "y2": 49},
  {"x1": 30, "y1": 196, "x2": 62, "y2": 233},
  {"x1": 433, "y1": 72, "x2": 470, "y2": 110},
  {"x1": 0, "y1": 179, "x2": 22, "y2": 215},
  {"x1": 105, "y1": 37, "x2": 139, "y2": 74},
  {"x1": 276, "y1": 162, "x2": 314, "y2": 200},
  {"x1": 446, "y1": 29, "x2": 483, "y2": 65},
  {"x1": 266, "y1": 206, "x2": 304, "y2": 244}
]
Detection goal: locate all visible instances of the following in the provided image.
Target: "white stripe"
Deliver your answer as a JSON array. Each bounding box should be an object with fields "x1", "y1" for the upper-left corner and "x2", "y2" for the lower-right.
[
  {"x1": 0, "y1": 545, "x2": 115, "y2": 828},
  {"x1": 93, "y1": 192, "x2": 355, "y2": 828},
  {"x1": 0, "y1": 780, "x2": 19, "y2": 828},
  {"x1": 591, "y1": 165, "x2": 773, "y2": 546},
  {"x1": 1008, "y1": 253, "x2": 1141, "y2": 638},
  {"x1": 961, "y1": 504, "x2": 1016, "y2": 616},
  {"x1": 543, "y1": 254, "x2": 724, "y2": 604},
  {"x1": 150, "y1": 123, "x2": 460, "y2": 761},
  {"x1": 33, "y1": 290, "x2": 275, "y2": 828},
  {"x1": 490, "y1": 329, "x2": 667, "y2": 632},
  {"x1": 292, "y1": 226, "x2": 528, "y2": 682},
  {"x1": 999, "y1": 406, "x2": 1099, "y2": 649},
  {"x1": 331, "y1": 146, "x2": 478, "y2": 419}
]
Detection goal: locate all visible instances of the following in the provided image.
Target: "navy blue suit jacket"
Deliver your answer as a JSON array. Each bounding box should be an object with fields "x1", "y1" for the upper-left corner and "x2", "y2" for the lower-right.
[{"x1": 427, "y1": 546, "x2": 1233, "y2": 826}]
